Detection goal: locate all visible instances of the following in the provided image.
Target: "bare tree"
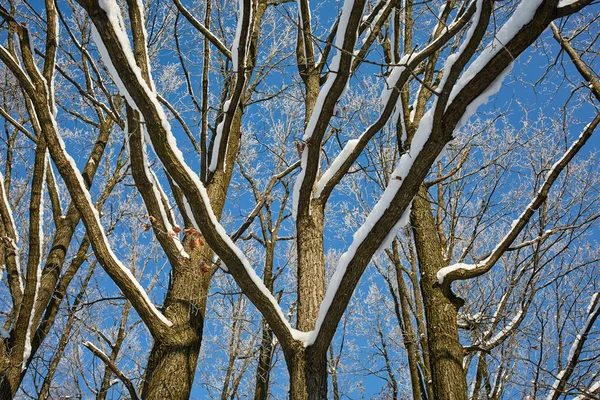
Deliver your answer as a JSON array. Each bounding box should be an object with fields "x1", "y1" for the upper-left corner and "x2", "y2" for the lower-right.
[{"x1": 0, "y1": 0, "x2": 598, "y2": 399}]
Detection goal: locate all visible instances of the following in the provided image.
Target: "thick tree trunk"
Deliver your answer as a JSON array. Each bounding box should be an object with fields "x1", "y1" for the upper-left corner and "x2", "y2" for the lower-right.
[
  {"x1": 297, "y1": 204, "x2": 326, "y2": 331},
  {"x1": 141, "y1": 266, "x2": 211, "y2": 399},
  {"x1": 287, "y1": 346, "x2": 328, "y2": 400},
  {"x1": 411, "y1": 187, "x2": 468, "y2": 400}
]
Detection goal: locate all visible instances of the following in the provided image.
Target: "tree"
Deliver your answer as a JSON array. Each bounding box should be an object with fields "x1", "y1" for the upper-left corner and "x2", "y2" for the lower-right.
[{"x1": 0, "y1": 0, "x2": 598, "y2": 399}]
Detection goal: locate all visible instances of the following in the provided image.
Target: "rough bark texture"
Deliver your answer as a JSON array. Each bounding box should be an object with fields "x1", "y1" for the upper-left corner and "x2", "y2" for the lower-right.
[
  {"x1": 288, "y1": 345, "x2": 328, "y2": 400},
  {"x1": 297, "y1": 204, "x2": 326, "y2": 331},
  {"x1": 411, "y1": 186, "x2": 468, "y2": 400}
]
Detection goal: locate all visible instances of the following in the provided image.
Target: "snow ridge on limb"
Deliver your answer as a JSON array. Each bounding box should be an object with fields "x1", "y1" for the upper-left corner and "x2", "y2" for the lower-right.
[
  {"x1": 208, "y1": 0, "x2": 253, "y2": 173},
  {"x1": 128, "y1": 115, "x2": 189, "y2": 262},
  {"x1": 315, "y1": 2, "x2": 479, "y2": 201},
  {"x1": 0, "y1": 13, "x2": 174, "y2": 336},
  {"x1": 21, "y1": 148, "x2": 47, "y2": 369},
  {"x1": 547, "y1": 292, "x2": 600, "y2": 400},
  {"x1": 437, "y1": 113, "x2": 600, "y2": 285},
  {"x1": 0, "y1": 171, "x2": 23, "y2": 294},
  {"x1": 313, "y1": 1, "x2": 568, "y2": 346},
  {"x1": 292, "y1": 0, "x2": 366, "y2": 219},
  {"x1": 82, "y1": 0, "x2": 300, "y2": 346},
  {"x1": 307, "y1": 0, "x2": 490, "y2": 348}
]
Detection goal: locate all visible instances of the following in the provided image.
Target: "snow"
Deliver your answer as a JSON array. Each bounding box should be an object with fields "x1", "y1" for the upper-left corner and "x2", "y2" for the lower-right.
[
  {"x1": 140, "y1": 125, "x2": 189, "y2": 258},
  {"x1": 23, "y1": 151, "x2": 47, "y2": 369},
  {"x1": 375, "y1": 201, "x2": 412, "y2": 255},
  {"x1": 315, "y1": 54, "x2": 412, "y2": 199},
  {"x1": 91, "y1": 0, "x2": 295, "y2": 336},
  {"x1": 296, "y1": 0, "x2": 311, "y2": 65},
  {"x1": 51, "y1": 103, "x2": 173, "y2": 327},
  {"x1": 315, "y1": 139, "x2": 359, "y2": 197},
  {"x1": 484, "y1": 308, "x2": 523, "y2": 348},
  {"x1": 558, "y1": 0, "x2": 578, "y2": 7},
  {"x1": 546, "y1": 292, "x2": 600, "y2": 400},
  {"x1": 437, "y1": 262, "x2": 477, "y2": 284},
  {"x1": 573, "y1": 381, "x2": 600, "y2": 400},
  {"x1": 431, "y1": 4, "x2": 448, "y2": 37},
  {"x1": 361, "y1": 0, "x2": 390, "y2": 46},
  {"x1": 0, "y1": 172, "x2": 23, "y2": 292},
  {"x1": 134, "y1": 0, "x2": 156, "y2": 92},
  {"x1": 305, "y1": 0, "x2": 494, "y2": 343},
  {"x1": 208, "y1": 0, "x2": 251, "y2": 173},
  {"x1": 292, "y1": 0, "x2": 357, "y2": 218},
  {"x1": 446, "y1": 0, "x2": 544, "y2": 113},
  {"x1": 309, "y1": 88, "x2": 436, "y2": 345}
]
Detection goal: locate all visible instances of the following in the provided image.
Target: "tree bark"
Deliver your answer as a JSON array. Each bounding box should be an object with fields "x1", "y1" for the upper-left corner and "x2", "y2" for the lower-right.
[
  {"x1": 287, "y1": 346, "x2": 328, "y2": 400},
  {"x1": 411, "y1": 186, "x2": 468, "y2": 400}
]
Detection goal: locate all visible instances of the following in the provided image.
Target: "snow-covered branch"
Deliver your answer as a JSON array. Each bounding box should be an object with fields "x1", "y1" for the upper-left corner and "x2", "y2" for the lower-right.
[
  {"x1": 78, "y1": 0, "x2": 298, "y2": 349},
  {"x1": 437, "y1": 113, "x2": 600, "y2": 286},
  {"x1": 292, "y1": 0, "x2": 366, "y2": 219},
  {"x1": 546, "y1": 292, "x2": 600, "y2": 400},
  {"x1": 82, "y1": 341, "x2": 140, "y2": 400},
  {"x1": 315, "y1": 1, "x2": 478, "y2": 201},
  {"x1": 208, "y1": 0, "x2": 254, "y2": 174},
  {"x1": 0, "y1": 12, "x2": 174, "y2": 338}
]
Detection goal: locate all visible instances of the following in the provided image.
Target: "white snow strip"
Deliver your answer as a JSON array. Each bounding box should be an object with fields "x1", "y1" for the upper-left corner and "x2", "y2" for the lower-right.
[
  {"x1": 140, "y1": 126, "x2": 188, "y2": 258},
  {"x1": 308, "y1": 98, "x2": 436, "y2": 346},
  {"x1": 92, "y1": 0, "x2": 293, "y2": 335},
  {"x1": 447, "y1": 0, "x2": 544, "y2": 109},
  {"x1": 0, "y1": 172, "x2": 23, "y2": 292},
  {"x1": 316, "y1": 54, "x2": 411, "y2": 199},
  {"x1": 375, "y1": 201, "x2": 412, "y2": 255},
  {"x1": 307, "y1": 0, "x2": 491, "y2": 344},
  {"x1": 547, "y1": 292, "x2": 600, "y2": 400},
  {"x1": 292, "y1": 0, "x2": 357, "y2": 219},
  {"x1": 483, "y1": 308, "x2": 523, "y2": 348},
  {"x1": 361, "y1": 0, "x2": 390, "y2": 46},
  {"x1": 437, "y1": 262, "x2": 477, "y2": 284},
  {"x1": 51, "y1": 100, "x2": 172, "y2": 327},
  {"x1": 134, "y1": 0, "x2": 156, "y2": 92},
  {"x1": 557, "y1": 0, "x2": 578, "y2": 7},
  {"x1": 441, "y1": 119, "x2": 594, "y2": 285},
  {"x1": 573, "y1": 381, "x2": 600, "y2": 400},
  {"x1": 209, "y1": 0, "x2": 251, "y2": 173},
  {"x1": 23, "y1": 152, "x2": 47, "y2": 369},
  {"x1": 316, "y1": 139, "x2": 359, "y2": 197}
]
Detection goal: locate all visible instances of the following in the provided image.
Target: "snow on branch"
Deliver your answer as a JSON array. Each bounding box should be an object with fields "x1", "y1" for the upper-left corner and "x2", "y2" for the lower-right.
[
  {"x1": 315, "y1": 3, "x2": 479, "y2": 200},
  {"x1": 546, "y1": 292, "x2": 600, "y2": 400},
  {"x1": 292, "y1": 0, "x2": 365, "y2": 219},
  {"x1": 0, "y1": 10, "x2": 174, "y2": 336},
  {"x1": 83, "y1": 0, "x2": 298, "y2": 346},
  {"x1": 208, "y1": 0, "x2": 253, "y2": 173},
  {"x1": 82, "y1": 341, "x2": 140, "y2": 400},
  {"x1": 20, "y1": 147, "x2": 47, "y2": 370},
  {"x1": 0, "y1": 171, "x2": 23, "y2": 295},
  {"x1": 437, "y1": 113, "x2": 600, "y2": 285},
  {"x1": 307, "y1": 0, "x2": 490, "y2": 348}
]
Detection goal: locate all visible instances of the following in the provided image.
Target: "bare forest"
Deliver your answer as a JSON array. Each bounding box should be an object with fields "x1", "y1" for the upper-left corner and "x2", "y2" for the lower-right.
[{"x1": 0, "y1": 0, "x2": 599, "y2": 398}]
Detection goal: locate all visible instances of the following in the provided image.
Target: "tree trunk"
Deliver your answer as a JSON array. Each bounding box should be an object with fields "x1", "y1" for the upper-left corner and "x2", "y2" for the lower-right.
[
  {"x1": 411, "y1": 186, "x2": 468, "y2": 400},
  {"x1": 296, "y1": 204, "x2": 326, "y2": 331},
  {"x1": 287, "y1": 346, "x2": 328, "y2": 400},
  {"x1": 141, "y1": 264, "x2": 211, "y2": 399}
]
